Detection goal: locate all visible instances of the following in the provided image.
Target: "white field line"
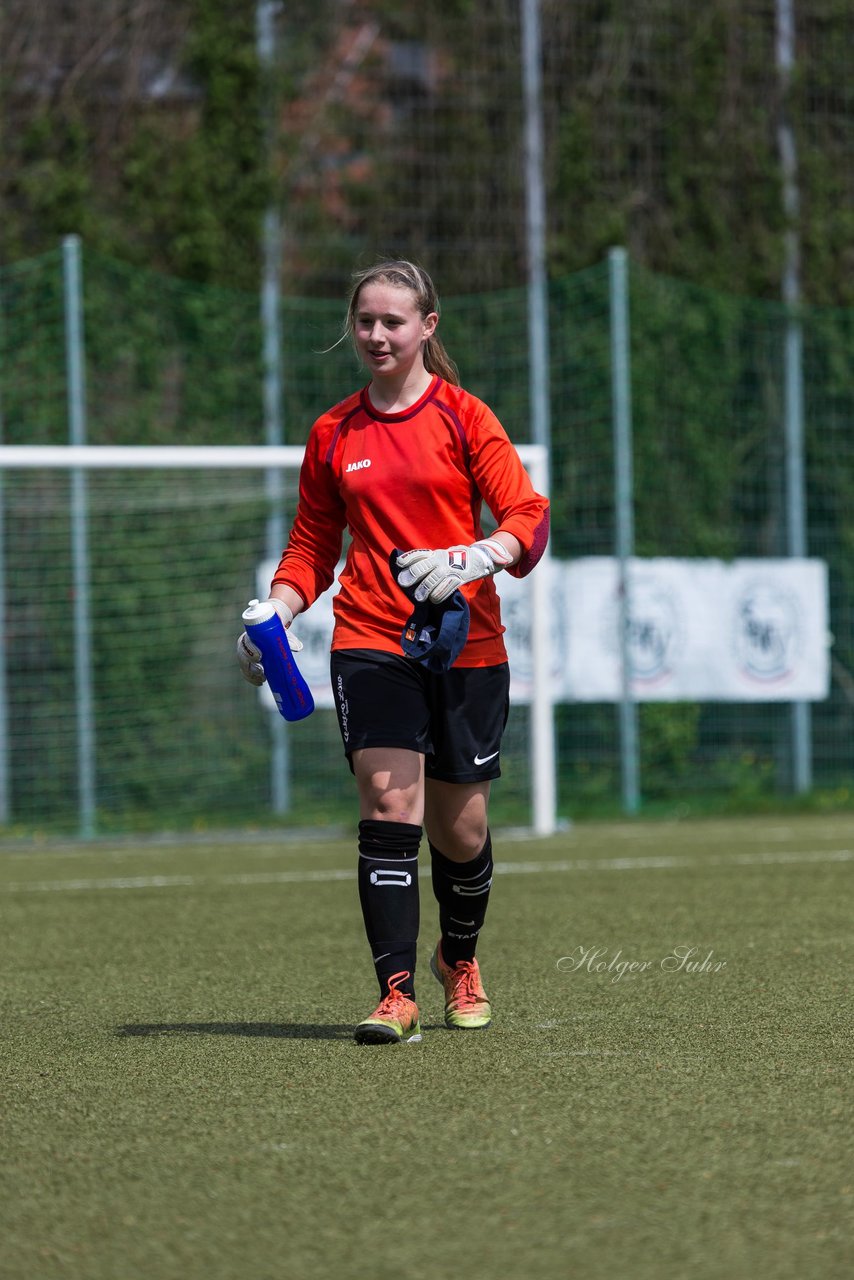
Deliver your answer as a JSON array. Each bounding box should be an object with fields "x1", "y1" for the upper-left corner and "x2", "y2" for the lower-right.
[{"x1": 2, "y1": 847, "x2": 852, "y2": 895}]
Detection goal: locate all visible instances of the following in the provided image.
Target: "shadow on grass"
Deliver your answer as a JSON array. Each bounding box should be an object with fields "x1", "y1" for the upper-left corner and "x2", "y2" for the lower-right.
[{"x1": 116, "y1": 1022, "x2": 353, "y2": 1041}]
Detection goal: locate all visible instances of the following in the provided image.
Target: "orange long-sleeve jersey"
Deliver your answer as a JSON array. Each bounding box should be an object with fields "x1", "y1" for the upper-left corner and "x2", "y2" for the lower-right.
[{"x1": 272, "y1": 376, "x2": 550, "y2": 667}]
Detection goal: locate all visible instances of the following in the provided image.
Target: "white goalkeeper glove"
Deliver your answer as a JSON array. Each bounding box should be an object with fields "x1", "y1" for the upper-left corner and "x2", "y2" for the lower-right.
[
  {"x1": 236, "y1": 599, "x2": 303, "y2": 687},
  {"x1": 396, "y1": 537, "x2": 514, "y2": 604}
]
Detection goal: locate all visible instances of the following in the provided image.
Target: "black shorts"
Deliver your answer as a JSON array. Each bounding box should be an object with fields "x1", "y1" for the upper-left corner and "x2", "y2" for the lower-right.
[{"x1": 330, "y1": 649, "x2": 511, "y2": 783}]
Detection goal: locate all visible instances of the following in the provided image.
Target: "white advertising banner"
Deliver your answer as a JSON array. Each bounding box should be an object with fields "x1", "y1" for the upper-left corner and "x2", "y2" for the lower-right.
[
  {"x1": 496, "y1": 556, "x2": 830, "y2": 702},
  {"x1": 257, "y1": 555, "x2": 830, "y2": 707}
]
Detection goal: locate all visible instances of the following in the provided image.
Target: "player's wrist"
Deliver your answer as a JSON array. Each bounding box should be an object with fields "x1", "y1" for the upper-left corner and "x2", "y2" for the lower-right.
[
  {"x1": 269, "y1": 585, "x2": 305, "y2": 620},
  {"x1": 472, "y1": 537, "x2": 515, "y2": 572},
  {"x1": 267, "y1": 597, "x2": 294, "y2": 628}
]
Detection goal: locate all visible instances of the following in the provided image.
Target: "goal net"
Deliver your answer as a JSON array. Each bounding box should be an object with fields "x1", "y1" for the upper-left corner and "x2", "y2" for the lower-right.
[{"x1": 0, "y1": 445, "x2": 554, "y2": 838}]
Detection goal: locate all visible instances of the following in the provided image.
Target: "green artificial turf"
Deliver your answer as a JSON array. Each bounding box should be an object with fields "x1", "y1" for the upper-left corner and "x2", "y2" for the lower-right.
[{"x1": 2, "y1": 814, "x2": 852, "y2": 1280}]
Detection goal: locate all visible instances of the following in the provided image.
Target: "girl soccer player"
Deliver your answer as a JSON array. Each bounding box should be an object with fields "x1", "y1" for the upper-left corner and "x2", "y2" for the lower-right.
[{"x1": 238, "y1": 260, "x2": 549, "y2": 1044}]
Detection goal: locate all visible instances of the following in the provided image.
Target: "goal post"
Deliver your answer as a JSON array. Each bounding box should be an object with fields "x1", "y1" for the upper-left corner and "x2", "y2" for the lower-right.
[{"x1": 0, "y1": 444, "x2": 556, "y2": 838}]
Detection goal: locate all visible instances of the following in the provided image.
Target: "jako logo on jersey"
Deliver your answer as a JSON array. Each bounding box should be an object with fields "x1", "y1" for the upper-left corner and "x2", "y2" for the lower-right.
[{"x1": 345, "y1": 459, "x2": 371, "y2": 473}]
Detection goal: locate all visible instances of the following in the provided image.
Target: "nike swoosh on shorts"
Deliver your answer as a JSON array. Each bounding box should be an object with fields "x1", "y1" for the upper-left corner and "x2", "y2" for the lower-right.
[{"x1": 474, "y1": 751, "x2": 499, "y2": 765}]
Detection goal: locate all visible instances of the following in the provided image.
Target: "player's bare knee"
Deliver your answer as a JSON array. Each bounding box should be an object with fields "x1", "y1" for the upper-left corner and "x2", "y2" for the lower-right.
[
  {"x1": 428, "y1": 821, "x2": 487, "y2": 862},
  {"x1": 358, "y1": 781, "x2": 422, "y2": 824}
]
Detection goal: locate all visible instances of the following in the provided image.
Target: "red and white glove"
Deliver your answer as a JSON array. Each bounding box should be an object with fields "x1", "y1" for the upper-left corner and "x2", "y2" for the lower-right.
[
  {"x1": 396, "y1": 537, "x2": 514, "y2": 604},
  {"x1": 236, "y1": 599, "x2": 302, "y2": 687}
]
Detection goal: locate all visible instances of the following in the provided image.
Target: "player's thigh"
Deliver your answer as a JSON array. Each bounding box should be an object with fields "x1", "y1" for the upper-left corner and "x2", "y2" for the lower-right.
[
  {"x1": 424, "y1": 778, "x2": 490, "y2": 860},
  {"x1": 330, "y1": 649, "x2": 433, "y2": 757},
  {"x1": 426, "y1": 663, "x2": 510, "y2": 784},
  {"x1": 352, "y1": 747, "x2": 425, "y2": 824}
]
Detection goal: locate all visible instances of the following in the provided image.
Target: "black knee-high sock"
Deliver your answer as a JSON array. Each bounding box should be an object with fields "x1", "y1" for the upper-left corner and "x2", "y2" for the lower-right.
[
  {"x1": 358, "y1": 819, "x2": 421, "y2": 998},
  {"x1": 429, "y1": 831, "x2": 494, "y2": 967}
]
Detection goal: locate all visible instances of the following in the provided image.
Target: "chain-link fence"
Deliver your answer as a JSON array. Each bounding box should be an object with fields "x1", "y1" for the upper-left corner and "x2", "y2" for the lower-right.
[{"x1": 1, "y1": 245, "x2": 852, "y2": 834}]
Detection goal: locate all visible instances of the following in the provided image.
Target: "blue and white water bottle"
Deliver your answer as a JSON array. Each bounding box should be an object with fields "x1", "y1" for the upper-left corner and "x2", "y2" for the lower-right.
[{"x1": 241, "y1": 599, "x2": 315, "y2": 723}]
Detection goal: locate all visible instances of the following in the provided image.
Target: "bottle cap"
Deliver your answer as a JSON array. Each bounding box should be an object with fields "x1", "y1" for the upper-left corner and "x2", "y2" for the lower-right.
[{"x1": 242, "y1": 598, "x2": 276, "y2": 625}]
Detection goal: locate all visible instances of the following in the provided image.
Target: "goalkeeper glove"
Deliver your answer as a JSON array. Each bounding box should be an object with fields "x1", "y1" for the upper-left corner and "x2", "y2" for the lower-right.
[
  {"x1": 396, "y1": 537, "x2": 514, "y2": 604},
  {"x1": 236, "y1": 599, "x2": 303, "y2": 686}
]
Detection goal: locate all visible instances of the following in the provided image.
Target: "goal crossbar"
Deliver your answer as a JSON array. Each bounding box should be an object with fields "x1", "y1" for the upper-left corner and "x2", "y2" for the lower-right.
[{"x1": 0, "y1": 445, "x2": 307, "y2": 469}]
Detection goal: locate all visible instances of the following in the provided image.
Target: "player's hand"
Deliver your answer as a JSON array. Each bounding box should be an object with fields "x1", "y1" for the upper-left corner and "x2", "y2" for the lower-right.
[
  {"x1": 396, "y1": 538, "x2": 514, "y2": 604},
  {"x1": 236, "y1": 599, "x2": 302, "y2": 686}
]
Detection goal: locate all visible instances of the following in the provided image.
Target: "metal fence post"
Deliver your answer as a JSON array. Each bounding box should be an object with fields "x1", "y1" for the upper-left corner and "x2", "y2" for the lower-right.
[
  {"x1": 257, "y1": 0, "x2": 290, "y2": 815},
  {"x1": 63, "y1": 235, "x2": 96, "y2": 838},
  {"x1": 608, "y1": 247, "x2": 640, "y2": 814},
  {"x1": 521, "y1": 0, "x2": 551, "y2": 461},
  {"x1": 776, "y1": 0, "x2": 812, "y2": 793}
]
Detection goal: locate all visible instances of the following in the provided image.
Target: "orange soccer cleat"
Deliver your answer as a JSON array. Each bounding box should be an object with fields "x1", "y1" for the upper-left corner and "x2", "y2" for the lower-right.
[
  {"x1": 430, "y1": 943, "x2": 492, "y2": 1030},
  {"x1": 354, "y1": 971, "x2": 423, "y2": 1045}
]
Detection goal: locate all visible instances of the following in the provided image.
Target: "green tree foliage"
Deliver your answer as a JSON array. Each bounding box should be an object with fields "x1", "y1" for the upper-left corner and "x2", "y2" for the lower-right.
[
  {"x1": 2, "y1": 0, "x2": 267, "y2": 289},
  {"x1": 119, "y1": 1, "x2": 268, "y2": 287},
  {"x1": 2, "y1": 1, "x2": 851, "y2": 303}
]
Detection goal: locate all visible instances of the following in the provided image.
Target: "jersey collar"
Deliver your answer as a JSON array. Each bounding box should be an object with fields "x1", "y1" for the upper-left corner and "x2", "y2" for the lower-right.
[{"x1": 361, "y1": 375, "x2": 441, "y2": 422}]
